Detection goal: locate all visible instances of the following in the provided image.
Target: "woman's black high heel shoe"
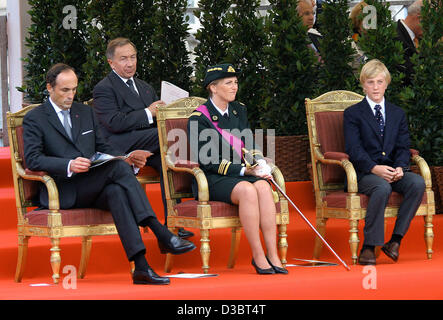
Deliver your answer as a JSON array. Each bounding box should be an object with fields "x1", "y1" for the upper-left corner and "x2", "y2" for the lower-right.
[
  {"x1": 266, "y1": 256, "x2": 288, "y2": 274},
  {"x1": 251, "y1": 259, "x2": 275, "y2": 275}
]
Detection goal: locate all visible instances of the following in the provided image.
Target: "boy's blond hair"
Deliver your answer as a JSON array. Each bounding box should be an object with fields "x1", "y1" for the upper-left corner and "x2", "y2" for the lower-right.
[{"x1": 360, "y1": 59, "x2": 391, "y2": 85}]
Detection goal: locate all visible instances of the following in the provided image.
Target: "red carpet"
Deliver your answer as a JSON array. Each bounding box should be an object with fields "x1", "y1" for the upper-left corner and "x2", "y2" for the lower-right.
[{"x1": 0, "y1": 146, "x2": 442, "y2": 301}]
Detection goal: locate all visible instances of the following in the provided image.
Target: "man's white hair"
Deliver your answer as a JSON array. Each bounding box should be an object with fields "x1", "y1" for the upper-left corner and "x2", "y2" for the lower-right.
[{"x1": 408, "y1": 0, "x2": 423, "y2": 16}]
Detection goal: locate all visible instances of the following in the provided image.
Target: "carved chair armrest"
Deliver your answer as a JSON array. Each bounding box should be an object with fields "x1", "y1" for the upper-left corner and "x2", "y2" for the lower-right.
[
  {"x1": 16, "y1": 163, "x2": 60, "y2": 210},
  {"x1": 410, "y1": 149, "x2": 432, "y2": 188},
  {"x1": 315, "y1": 149, "x2": 358, "y2": 193},
  {"x1": 324, "y1": 151, "x2": 349, "y2": 161},
  {"x1": 267, "y1": 163, "x2": 286, "y2": 193},
  {"x1": 164, "y1": 154, "x2": 210, "y2": 203}
]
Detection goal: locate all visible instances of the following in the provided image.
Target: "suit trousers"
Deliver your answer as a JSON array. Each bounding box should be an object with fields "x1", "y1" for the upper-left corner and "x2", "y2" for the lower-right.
[
  {"x1": 127, "y1": 128, "x2": 169, "y2": 222},
  {"x1": 72, "y1": 160, "x2": 156, "y2": 260},
  {"x1": 358, "y1": 172, "x2": 425, "y2": 246}
]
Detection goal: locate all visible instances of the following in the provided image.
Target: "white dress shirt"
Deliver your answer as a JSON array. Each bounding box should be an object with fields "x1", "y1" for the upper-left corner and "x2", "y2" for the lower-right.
[
  {"x1": 366, "y1": 96, "x2": 386, "y2": 122},
  {"x1": 400, "y1": 19, "x2": 417, "y2": 44},
  {"x1": 112, "y1": 70, "x2": 154, "y2": 124}
]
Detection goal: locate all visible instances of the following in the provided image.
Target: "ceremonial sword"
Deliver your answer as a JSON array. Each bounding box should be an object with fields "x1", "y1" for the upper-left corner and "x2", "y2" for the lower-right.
[
  {"x1": 242, "y1": 148, "x2": 351, "y2": 271},
  {"x1": 268, "y1": 176, "x2": 351, "y2": 271}
]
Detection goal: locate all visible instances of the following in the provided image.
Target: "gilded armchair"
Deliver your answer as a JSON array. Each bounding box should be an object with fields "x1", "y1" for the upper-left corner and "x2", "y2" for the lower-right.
[
  {"x1": 156, "y1": 97, "x2": 290, "y2": 273},
  {"x1": 305, "y1": 90, "x2": 434, "y2": 264},
  {"x1": 7, "y1": 104, "x2": 120, "y2": 283}
]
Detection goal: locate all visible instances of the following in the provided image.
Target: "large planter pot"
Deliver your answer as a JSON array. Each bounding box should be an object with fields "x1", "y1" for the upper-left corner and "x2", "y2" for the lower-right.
[{"x1": 265, "y1": 135, "x2": 310, "y2": 182}]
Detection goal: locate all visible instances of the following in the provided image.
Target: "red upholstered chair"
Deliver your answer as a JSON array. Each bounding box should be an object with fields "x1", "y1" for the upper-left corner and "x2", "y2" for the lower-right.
[
  {"x1": 7, "y1": 104, "x2": 123, "y2": 284},
  {"x1": 305, "y1": 91, "x2": 435, "y2": 264},
  {"x1": 156, "y1": 97, "x2": 289, "y2": 273}
]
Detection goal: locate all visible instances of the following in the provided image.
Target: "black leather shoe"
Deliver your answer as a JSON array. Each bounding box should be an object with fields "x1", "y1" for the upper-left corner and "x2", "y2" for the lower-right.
[
  {"x1": 381, "y1": 241, "x2": 400, "y2": 262},
  {"x1": 178, "y1": 227, "x2": 194, "y2": 239},
  {"x1": 358, "y1": 248, "x2": 376, "y2": 265},
  {"x1": 158, "y1": 235, "x2": 196, "y2": 255},
  {"x1": 266, "y1": 256, "x2": 288, "y2": 274},
  {"x1": 132, "y1": 268, "x2": 170, "y2": 285},
  {"x1": 251, "y1": 259, "x2": 275, "y2": 275}
]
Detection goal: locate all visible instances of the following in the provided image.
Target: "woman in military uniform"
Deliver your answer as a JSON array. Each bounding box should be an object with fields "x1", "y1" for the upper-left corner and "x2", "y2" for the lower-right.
[{"x1": 187, "y1": 64, "x2": 287, "y2": 275}]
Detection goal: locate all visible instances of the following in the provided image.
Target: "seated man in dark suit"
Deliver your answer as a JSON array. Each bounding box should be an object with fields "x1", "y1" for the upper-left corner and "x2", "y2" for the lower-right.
[
  {"x1": 343, "y1": 59, "x2": 425, "y2": 265},
  {"x1": 93, "y1": 37, "x2": 192, "y2": 238},
  {"x1": 395, "y1": 0, "x2": 423, "y2": 85},
  {"x1": 23, "y1": 63, "x2": 195, "y2": 285}
]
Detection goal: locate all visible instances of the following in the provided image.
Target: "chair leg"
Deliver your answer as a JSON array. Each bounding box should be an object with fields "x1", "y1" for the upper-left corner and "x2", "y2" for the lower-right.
[
  {"x1": 50, "y1": 238, "x2": 61, "y2": 284},
  {"x1": 349, "y1": 219, "x2": 359, "y2": 264},
  {"x1": 424, "y1": 214, "x2": 434, "y2": 259},
  {"x1": 313, "y1": 217, "x2": 327, "y2": 260},
  {"x1": 164, "y1": 226, "x2": 178, "y2": 273},
  {"x1": 277, "y1": 224, "x2": 288, "y2": 266},
  {"x1": 15, "y1": 235, "x2": 29, "y2": 283},
  {"x1": 164, "y1": 253, "x2": 174, "y2": 273},
  {"x1": 227, "y1": 227, "x2": 242, "y2": 269},
  {"x1": 200, "y1": 229, "x2": 211, "y2": 274},
  {"x1": 78, "y1": 236, "x2": 92, "y2": 279}
]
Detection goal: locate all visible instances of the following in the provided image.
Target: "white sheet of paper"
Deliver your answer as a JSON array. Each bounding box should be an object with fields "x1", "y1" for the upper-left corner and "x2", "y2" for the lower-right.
[
  {"x1": 160, "y1": 81, "x2": 189, "y2": 105},
  {"x1": 166, "y1": 273, "x2": 218, "y2": 279}
]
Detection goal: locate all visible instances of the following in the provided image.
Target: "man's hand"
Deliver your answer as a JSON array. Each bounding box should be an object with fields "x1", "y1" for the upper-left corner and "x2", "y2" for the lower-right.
[
  {"x1": 125, "y1": 150, "x2": 153, "y2": 169},
  {"x1": 70, "y1": 157, "x2": 91, "y2": 173},
  {"x1": 146, "y1": 100, "x2": 166, "y2": 117},
  {"x1": 371, "y1": 165, "x2": 399, "y2": 183}
]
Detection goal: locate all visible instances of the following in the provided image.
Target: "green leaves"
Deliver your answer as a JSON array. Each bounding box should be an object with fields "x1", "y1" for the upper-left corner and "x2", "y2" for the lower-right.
[
  {"x1": 316, "y1": 0, "x2": 359, "y2": 93},
  {"x1": 258, "y1": 0, "x2": 318, "y2": 136},
  {"x1": 399, "y1": 0, "x2": 443, "y2": 165}
]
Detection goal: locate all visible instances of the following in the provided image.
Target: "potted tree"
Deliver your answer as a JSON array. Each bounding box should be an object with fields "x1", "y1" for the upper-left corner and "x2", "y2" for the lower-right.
[{"x1": 260, "y1": 0, "x2": 318, "y2": 181}]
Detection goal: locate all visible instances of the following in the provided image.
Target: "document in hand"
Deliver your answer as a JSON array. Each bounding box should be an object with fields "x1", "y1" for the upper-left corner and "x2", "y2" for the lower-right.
[
  {"x1": 89, "y1": 150, "x2": 153, "y2": 169},
  {"x1": 160, "y1": 81, "x2": 189, "y2": 105},
  {"x1": 89, "y1": 152, "x2": 127, "y2": 168}
]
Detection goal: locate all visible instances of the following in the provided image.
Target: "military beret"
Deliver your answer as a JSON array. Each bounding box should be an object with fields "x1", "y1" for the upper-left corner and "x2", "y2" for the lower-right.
[{"x1": 203, "y1": 63, "x2": 240, "y2": 88}]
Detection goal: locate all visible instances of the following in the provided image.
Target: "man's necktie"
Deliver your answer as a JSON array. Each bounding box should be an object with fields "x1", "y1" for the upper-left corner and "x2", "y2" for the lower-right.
[
  {"x1": 374, "y1": 104, "x2": 385, "y2": 138},
  {"x1": 223, "y1": 113, "x2": 229, "y2": 121},
  {"x1": 126, "y1": 79, "x2": 139, "y2": 96},
  {"x1": 61, "y1": 109, "x2": 73, "y2": 141}
]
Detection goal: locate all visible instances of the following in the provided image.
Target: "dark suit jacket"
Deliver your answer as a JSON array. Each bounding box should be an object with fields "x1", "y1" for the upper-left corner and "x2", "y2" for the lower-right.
[
  {"x1": 343, "y1": 98, "x2": 411, "y2": 181},
  {"x1": 23, "y1": 101, "x2": 119, "y2": 208},
  {"x1": 92, "y1": 71, "x2": 159, "y2": 153},
  {"x1": 396, "y1": 21, "x2": 417, "y2": 85}
]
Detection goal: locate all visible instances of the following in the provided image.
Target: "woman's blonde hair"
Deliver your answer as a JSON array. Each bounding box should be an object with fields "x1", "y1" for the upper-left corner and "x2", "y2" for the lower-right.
[
  {"x1": 350, "y1": 1, "x2": 368, "y2": 34},
  {"x1": 360, "y1": 59, "x2": 391, "y2": 85}
]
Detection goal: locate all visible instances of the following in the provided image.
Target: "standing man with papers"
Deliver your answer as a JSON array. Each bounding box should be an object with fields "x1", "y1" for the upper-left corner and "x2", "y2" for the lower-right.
[{"x1": 93, "y1": 37, "x2": 193, "y2": 239}]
